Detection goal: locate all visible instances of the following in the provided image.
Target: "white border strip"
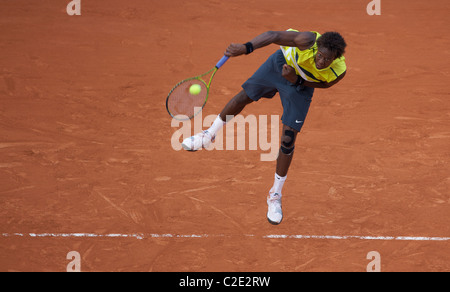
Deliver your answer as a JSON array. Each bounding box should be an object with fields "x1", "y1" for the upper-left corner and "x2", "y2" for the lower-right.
[{"x1": 1, "y1": 233, "x2": 450, "y2": 241}]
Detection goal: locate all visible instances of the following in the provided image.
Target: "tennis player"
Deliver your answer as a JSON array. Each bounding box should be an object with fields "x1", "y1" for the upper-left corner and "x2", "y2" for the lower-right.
[{"x1": 182, "y1": 29, "x2": 347, "y2": 225}]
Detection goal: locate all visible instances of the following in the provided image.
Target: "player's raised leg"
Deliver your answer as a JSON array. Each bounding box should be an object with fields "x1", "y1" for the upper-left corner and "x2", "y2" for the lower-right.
[
  {"x1": 219, "y1": 90, "x2": 254, "y2": 122},
  {"x1": 181, "y1": 90, "x2": 253, "y2": 151}
]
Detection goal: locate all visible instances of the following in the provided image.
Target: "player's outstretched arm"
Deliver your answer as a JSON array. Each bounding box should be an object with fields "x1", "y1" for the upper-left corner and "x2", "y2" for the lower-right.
[{"x1": 225, "y1": 31, "x2": 316, "y2": 57}]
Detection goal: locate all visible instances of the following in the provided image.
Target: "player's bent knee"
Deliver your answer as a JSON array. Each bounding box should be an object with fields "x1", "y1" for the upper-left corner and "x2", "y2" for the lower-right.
[
  {"x1": 281, "y1": 129, "x2": 296, "y2": 148},
  {"x1": 280, "y1": 128, "x2": 297, "y2": 156}
]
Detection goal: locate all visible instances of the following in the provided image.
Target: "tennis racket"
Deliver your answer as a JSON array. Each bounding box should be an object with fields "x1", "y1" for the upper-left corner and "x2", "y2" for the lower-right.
[{"x1": 166, "y1": 55, "x2": 229, "y2": 120}]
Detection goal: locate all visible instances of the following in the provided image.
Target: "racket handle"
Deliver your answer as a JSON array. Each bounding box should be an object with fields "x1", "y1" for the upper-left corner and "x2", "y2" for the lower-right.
[{"x1": 215, "y1": 55, "x2": 229, "y2": 69}]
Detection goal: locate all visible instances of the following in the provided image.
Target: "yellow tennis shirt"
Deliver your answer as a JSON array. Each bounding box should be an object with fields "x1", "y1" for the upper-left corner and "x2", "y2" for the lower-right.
[{"x1": 280, "y1": 29, "x2": 346, "y2": 83}]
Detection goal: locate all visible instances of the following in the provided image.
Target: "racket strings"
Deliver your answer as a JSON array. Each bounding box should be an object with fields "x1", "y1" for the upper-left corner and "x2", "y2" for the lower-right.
[{"x1": 167, "y1": 79, "x2": 207, "y2": 119}]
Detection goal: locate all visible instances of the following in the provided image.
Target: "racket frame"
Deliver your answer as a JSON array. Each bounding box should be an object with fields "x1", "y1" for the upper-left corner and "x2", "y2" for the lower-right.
[{"x1": 166, "y1": 56, "x2": 229, "y2": 120}]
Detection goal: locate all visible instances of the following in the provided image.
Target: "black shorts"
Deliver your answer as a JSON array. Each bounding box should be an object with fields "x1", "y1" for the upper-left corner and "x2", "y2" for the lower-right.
[{"x1": 242, "y1": 50, "x2": 314, "y2": 132}]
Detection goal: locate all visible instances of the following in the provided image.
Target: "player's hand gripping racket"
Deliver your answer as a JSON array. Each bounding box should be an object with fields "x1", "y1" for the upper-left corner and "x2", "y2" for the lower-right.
[{"x1": 166, "y1": 55, "x2": 229, "y2": 120}]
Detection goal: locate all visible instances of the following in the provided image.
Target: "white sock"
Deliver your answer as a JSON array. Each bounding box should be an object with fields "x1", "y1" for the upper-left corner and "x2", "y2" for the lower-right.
[
  {"x1": 271, "y1": 173, "x2": 287, "y2": 196},
  {"x1": 207, "y1": 115, "x2": 226, "y2": 136}
]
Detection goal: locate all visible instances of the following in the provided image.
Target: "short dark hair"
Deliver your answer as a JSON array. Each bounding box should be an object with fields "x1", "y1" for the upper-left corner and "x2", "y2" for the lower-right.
[{"x1": 317, "y1": 32, "x2": 346, "y2": 59}]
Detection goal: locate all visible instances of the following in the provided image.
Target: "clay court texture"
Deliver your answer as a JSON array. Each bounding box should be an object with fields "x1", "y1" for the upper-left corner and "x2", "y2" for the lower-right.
[{"x1": 0, "y1": 0, "x2": 449, "y2": 272}]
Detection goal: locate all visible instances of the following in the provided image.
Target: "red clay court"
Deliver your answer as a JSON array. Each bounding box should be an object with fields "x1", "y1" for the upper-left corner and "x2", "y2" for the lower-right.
[{"x1": 0, "y1": 0, "x2": 449, "y2": 271}]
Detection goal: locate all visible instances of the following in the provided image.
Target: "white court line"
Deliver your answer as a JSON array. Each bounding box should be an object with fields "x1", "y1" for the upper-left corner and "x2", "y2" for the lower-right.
[{"x1": 1, "y1": 233, "x2": 450, "y2": 241}]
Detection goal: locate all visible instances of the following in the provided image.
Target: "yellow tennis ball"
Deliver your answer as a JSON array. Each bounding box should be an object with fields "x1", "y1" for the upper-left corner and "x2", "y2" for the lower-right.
[{"x1": 189, "y1": 84, "x2": 201, "y2": 95}]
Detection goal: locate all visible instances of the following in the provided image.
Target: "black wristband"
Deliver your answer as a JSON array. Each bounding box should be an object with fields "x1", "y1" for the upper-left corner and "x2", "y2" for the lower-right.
[
  {"x1": 295, "y1": 75, "x2": 304, "y2": 86},
  {"x1": 244, "y1": 42, "x2": 254, "y2": 55}
]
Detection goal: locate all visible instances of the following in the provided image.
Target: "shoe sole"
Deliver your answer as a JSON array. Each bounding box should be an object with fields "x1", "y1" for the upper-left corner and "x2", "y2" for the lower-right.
[
  {"x1": 267, "y1": 216, "x2": 282, "y2": 225},
  {"x1": 181, "y1": 143, "x2": 198, "y2": 152}
]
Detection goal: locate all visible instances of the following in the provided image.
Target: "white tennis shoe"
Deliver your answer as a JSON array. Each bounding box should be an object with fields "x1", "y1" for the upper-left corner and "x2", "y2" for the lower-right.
[
  {"x1": 181, "y1": 130, "x2": 215, "y2": 151},
  {"x1": 267, "y1": 192, "x2": 283, "y2": 225}
]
